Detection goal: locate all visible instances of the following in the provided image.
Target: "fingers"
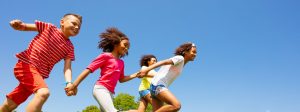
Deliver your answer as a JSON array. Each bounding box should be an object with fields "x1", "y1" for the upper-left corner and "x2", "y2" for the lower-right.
[
  {"x1": 64, "y1": 84, "x2": 77, "y2": 96},
  {"x1": 10, "y1": 19, "x2": 26, "y2": 31},
  {"x1": 10, "y1": 20, "x2": 23, "y2": 29}
]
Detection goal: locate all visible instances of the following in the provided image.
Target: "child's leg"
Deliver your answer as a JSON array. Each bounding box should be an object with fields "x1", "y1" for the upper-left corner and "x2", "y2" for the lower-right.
[
  {"x1": 151, "y1": 97, "x2": 163, "y2": 112},
  {"x1": 137, "y1": 98, "x2": 148, "y2": 112},
  {"x1": 155, "y1": 90, "x2": 181, "y2": 112},
  {"x1": 26, "y1": 88, "x2": 50, "y2": 112},
  {"x1": 0, "y1": 98, "x2": 18, "y2": 112},
  {"x1": 12, "y1": 61, "x2": 49, "y2": 112},
  {"x1": 93, "y1": 85, "x2": 118, "y2": 112},
  {"x1": 143, "y1": 94, "x2": 152, "y2": 105}
]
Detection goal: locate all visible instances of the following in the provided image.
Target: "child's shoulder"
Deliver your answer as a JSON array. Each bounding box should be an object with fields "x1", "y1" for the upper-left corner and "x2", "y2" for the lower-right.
[{"x1": 96, "y1": 52, "x2": 112, "y2": 59}]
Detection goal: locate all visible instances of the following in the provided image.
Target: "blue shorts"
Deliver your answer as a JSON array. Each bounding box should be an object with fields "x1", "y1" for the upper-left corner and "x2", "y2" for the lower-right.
[
  {"x1": 139, "y1": 89, "x2": 151, "y2": 98},
  {"x1": 150, "y1": 84, "x2": 168, "y2": 98}
]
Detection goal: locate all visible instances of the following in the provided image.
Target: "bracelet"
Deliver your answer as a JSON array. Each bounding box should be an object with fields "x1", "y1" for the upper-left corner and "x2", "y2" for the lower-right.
[{"x1": 65, "y1": 81, "x2": 73, "y2": 85}]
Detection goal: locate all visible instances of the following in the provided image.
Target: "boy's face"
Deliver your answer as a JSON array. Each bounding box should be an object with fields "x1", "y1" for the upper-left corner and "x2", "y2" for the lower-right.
[{"x1": 60, "y1": 15, "x2": 81, "y2": 38}]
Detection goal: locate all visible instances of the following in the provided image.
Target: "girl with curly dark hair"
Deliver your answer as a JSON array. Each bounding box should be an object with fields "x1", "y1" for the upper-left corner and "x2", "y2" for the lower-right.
[
  {"x1": 139, "y1": 42, "x2": 197, "y2": 112},
  {"x1": 66, "y1": 27, "x2": 139, "y2": 112}
]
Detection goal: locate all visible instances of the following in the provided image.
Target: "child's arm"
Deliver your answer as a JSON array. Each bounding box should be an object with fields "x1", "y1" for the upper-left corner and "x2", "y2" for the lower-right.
[
  {"x1": 10, "y1": 19, "x2": 37, "y2": 31},
  {"x1": 64, "y1": 59, "x2": 75, "y2": 96},
  {"x1": 72, "y1": 69, "x2": 92, "y2": 88},
  {"x1": 139, "y1": 59, "x2": 173, "y2": 78},
  {"x1": 119, "y1": 72, "x2": 139, "y2": 83},
  {"x1": 144, "y1": 70, "x2": 156, "y2": 78},
  {"x1": 64, "y1": 59, "x2": 73, "y2": 84},
  {"x1": 65, "y1": 69, "x2": 91, "y2": 96}
]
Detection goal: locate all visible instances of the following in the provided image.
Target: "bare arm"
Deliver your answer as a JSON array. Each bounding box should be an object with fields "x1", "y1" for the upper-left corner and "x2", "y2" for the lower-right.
[
  {"x1": 64, "y1": 59, "x2": 73, "y2": 84},
  {"x1": 10, "y1": 19, "x2": 37, "y2": 31},
  {"x1": 64, "y1": 59, "x2": 76, "y2": 96},
  {"x1": 144, "y1": 70, "x2": 156, "y2": 78},
  {"x1": 72, "y1": 69, "x2": 92, "y2": 88},
  {"x1": 139, "y1": 59, "x2": 174, "y2": 78},
  {"x1": 119, "y1": 72, "x2": 139, "y2": 83},
  {"x1": 65, "y1": 69, "x2": 91, "y2": 96}
]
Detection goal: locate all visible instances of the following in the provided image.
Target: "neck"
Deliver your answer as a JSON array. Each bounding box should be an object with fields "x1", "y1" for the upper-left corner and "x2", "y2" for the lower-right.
[
  {"x1": 184, "y1": 57, "x2": 189, "y2": 65},
  {"x1": 111, "y1": 51, "x2": 120, "y2": 59},
  {"x1": 60, "y1": 29, "x2": 70, "y2": 40}
]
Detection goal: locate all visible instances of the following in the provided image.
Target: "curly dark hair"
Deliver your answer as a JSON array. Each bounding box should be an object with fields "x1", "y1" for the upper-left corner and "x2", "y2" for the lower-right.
[
  {"x1": 174, "y1": 42, "x2": 196, "y2": 56},
  {"x1": 140, "y1": 54, "x2": 157, "y2": 67},
  {"x1": 98, "y1": 27, "x2": 129, "y2": 56}
]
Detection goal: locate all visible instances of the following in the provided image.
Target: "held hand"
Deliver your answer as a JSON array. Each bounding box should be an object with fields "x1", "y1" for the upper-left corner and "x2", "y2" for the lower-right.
[
  {"x1": 65, "y1": 83, "x2": 77, "y2": 96},
  {"x1": 10, "y1": 19, "x2": 25, "y2": 30}
]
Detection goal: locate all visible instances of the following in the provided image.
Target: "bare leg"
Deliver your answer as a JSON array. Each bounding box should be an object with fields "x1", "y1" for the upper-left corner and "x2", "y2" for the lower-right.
[
  {"x1": 0, "y1": 98, "x2": 18, "y2": 112},
  {"x1": 137, "y1": 98, "x2": 148, "y2": 112},
  {"x1": 128, "y1": 93, "x2": 153, "y2": 112},
  {"x1": 151, "y1": 97, "x2": 163, "y2": 112},
  {"x1": 26, "y1": 88, "x2": 50, "y2": 112},
  {"x1": 143, "y1": 94, "x2": 152, "y2": 105},
  {"x1": 155, "y1": 90, "x2": 181, "y2": 112}
]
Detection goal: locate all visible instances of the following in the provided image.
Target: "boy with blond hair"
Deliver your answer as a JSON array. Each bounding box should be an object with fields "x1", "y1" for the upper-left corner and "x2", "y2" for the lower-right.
[{"x1": 0, "y1": 13, "x2": 82, "y2": 112}]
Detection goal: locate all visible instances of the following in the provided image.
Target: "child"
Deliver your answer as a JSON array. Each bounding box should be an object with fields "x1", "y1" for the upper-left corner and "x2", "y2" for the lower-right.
[
  {"x1": 139, "y1": 42, "x2": 197, "y2": 112},
  {"x1": 0, "y1": 13, "x2": 82, "y2": 112},
  {"x1": 130, "y1": 55, "x2": 157, "y2": 112},
  {"x1": 65, "y1": 28, "x2": 139, "y2": 112}
]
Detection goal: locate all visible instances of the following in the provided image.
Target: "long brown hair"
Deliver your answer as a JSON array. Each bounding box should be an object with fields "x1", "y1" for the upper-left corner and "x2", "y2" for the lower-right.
[{"x1": 174, "y1": 42, "x2": 196, "y2": 56}]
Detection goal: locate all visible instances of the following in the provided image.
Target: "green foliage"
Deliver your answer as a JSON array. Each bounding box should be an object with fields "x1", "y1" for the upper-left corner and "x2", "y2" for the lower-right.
[
  {"x1": 145, "y1": 103, "x2": 153, "y2": 112},
  {"x1": 82, "y1": 93, "x2": 153, "y2": 112},
  {"x1": 82, "y1": 105, "x2": 100, "y2": 112},
  {"x1": 113, "y1": 93, "x2": 138, "y2": 111},
  {"x1": 135, "y1": 98, "x2": 153, "y2": 112}
]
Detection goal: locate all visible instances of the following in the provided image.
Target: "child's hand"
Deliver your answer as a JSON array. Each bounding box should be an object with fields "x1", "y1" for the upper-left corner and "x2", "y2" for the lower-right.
[
  {"x1": 10, "y1": 19, "x2": 25, "y2": 30},
  {"x1": 65, "y1": 83, "x2": 77, "y2": 96}
]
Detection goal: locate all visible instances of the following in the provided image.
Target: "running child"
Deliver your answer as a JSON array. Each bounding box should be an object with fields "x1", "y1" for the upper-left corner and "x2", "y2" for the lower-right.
[
  {"x1": 0, "y1": 13, "x2": 82, "y2": 112},
  {"x1": 130, "y1": 54, "x2": 157, "y2": 112},
  {"x1": 139, "y1": 42, "x2": 197, "y2": 112},
  {"x1": 65, "y1": 27, "x2": 139, "y2": 112}
]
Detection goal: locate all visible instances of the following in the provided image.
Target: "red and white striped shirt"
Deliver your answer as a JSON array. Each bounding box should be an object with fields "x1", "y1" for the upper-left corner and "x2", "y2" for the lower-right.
[{"x1": 16, "y1": 20, "x2": 75, "y2": 78}]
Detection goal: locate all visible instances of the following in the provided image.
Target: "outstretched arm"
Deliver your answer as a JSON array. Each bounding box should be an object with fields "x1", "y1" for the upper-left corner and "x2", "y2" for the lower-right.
[
  {"x1": 72, "y1": 69, "x2": 92, "y2": 88},
  {"x1": 119, "y1": 72, "x2": 139, "y2": 83},
  {"x1": 65, "y1": 68, "x2": 92, "y2": 96},
  {"x1": 144, "y1": 69, "x2": 156, "y2": 78},
  {"x1": 139, "y1": 59, "x2": 174, "y2": 78},
  {"x1": 10, "y1": 19, "x2": 37, "y2": 31}
]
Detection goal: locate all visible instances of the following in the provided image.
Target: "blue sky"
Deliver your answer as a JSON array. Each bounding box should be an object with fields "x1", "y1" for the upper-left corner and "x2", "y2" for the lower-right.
[{"x1": 1, "y1": 0, "x2": 299, "y2": 112}]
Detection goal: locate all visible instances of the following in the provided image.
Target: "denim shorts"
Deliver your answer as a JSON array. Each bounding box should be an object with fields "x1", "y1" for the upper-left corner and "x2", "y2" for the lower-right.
[
  {"x1": 139, "y1": 89, "x2": 151, "y2": 98},
  {"x1": 150, "y1": 84, "x2": 168, "y2": 98}
]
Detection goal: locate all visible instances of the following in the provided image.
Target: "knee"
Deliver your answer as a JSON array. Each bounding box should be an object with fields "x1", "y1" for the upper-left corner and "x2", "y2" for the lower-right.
[
  {"x1": 0, "y1": 104, "x2": 17, "y2": 112},
  {"x1": 172, "y1": 103, "x2": 181, "y2": 111},
  {"x1": 36, "y1": 89, "x2": 50, "y2": 99}
]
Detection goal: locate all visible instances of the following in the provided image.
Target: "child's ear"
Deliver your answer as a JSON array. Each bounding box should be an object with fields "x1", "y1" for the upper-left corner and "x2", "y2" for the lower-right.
[{"x1": 60, "y1": 19, "x2": 64, "y2": 27}]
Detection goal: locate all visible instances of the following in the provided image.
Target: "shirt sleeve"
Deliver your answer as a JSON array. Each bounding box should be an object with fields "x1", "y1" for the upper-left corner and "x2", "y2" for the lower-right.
[
  {"x1": 65, "y1": 45, "x2": 75, "y2": 61},
  {"x1": 170, "y1": 55, "x2": 184, "y2": 66},
  {"x1": 35, "y1": 20, "x2": 53, "y2": 33},
  {"x1": 87, "y1": 54, "x2": 107, "y2": 73}
]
